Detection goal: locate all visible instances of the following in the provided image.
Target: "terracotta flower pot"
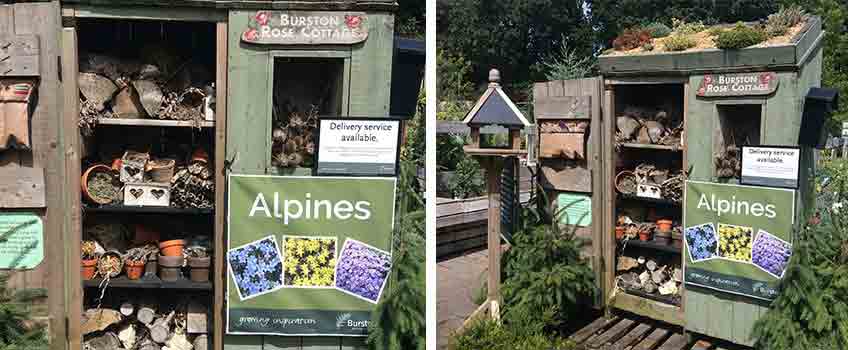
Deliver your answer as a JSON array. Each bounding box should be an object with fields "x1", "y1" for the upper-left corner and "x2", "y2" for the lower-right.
[
  {"x1": 81, "y1": 258, "x2": 97, "y2": 280},
  {"x1": 615, "y1": 226, "x2": 625, "y2": 240},
  {"x1": 159, "y1": 239, "x2": 186, "y2": 257},
  {"x1": 81, "y1": 164, "x2": 116, "y2": 205},
  {"x1": 125, "y1": 260, "x2": 146, "y2": 280},
  {"x1": 188, "y1": 256, "x2": 211, "y2": 282},
  {"x1": 638, "y1": 230, "x2": 652, "y2": 242},
  {"x1": 657, "y1": 219, "x2": 673, "y2": 232}
]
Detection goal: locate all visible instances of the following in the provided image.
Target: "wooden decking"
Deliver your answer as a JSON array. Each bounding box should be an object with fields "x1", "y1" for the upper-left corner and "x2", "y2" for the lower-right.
[{"x1": 569, "y1": 315, "x2": 749, "y2": 350}]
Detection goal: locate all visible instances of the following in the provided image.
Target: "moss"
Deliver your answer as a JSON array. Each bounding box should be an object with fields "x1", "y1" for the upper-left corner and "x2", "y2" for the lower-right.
[
  {"x1": 663, "y1": 35, "x2": 697, "y2": 51},
  {"x1": 714, "y1": 23, "x2": 768, "y2": 49}
]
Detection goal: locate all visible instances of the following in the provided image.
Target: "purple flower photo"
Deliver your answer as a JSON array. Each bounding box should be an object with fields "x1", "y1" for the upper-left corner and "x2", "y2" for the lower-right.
[
  {"x1": 752, "y1": 230, "x2": 792, "y2": 278},
  {"x1": 334, "y1": 239, "x2": 392, "y2": 303},
  {"x1": 228, "y1": 235, "x2": 285, "y2": 300}
]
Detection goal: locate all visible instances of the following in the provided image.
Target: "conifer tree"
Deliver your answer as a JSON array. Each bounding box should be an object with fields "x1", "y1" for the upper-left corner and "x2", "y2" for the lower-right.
[{"x1": 0, "y1": 273, "x2": 48, "y2": 350}]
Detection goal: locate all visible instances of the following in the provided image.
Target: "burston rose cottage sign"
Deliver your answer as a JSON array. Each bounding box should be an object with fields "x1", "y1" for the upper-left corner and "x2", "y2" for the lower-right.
[
  {"x1": 242, "y1": 11, "x2": 369, "y2": 45},
  {"x1": 696, "y1": 72, "x2": 779, "y2": 97}
]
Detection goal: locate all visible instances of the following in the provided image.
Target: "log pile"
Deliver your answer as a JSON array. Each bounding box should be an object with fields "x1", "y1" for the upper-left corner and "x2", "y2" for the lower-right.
[
  {"x1": 617, "y1": 254, "x2": 682, "y2": 301},
  {"x1": 77, "y1": 50, "x2": 215, "y2": 129},
  {"x1": 715, "y1": 143, "x2": 742, "y2": 178},
  {"x1": 82, "y1": 301, "x2": 207, "y2": 350},
  {"x1": 615, "y1": 105, "x2": 683, "y2": 147}
]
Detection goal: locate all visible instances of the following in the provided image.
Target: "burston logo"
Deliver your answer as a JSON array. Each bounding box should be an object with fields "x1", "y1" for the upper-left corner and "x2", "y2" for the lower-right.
[{"x1": 336, "y1": 313, "x2": 352, "y2": 328}]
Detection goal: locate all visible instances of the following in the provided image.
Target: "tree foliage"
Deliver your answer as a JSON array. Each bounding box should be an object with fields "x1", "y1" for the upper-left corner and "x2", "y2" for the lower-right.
[
  {"x1": 0, "y1": 273, "x2": 47, "y2": 350},
  {"x1": 751, "y1": 159, "x2": 848, "y2": 349},
  {"x1": 438, "y1": 0, "x2": 595, "y2": 85}
]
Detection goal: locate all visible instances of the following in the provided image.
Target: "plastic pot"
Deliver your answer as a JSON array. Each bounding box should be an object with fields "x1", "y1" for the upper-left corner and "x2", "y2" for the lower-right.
[
  {"x1": 159, "y1": 239, "x2": 186, "y2": 257},
  {"x1": 654, "y1": 230, "x2": 672, "y2": 245},
  {"x1": 615, "y1": 226, "x2": 625, "y2": 240},
  {"x1": 188, "y1": 256, "x2": 211, "y2": 282},
  {"x1": 82, "y1": 258, "x2": 98, "y2": 280},
  {"x1": 125, "y1": 260, "x2": 146, "y2": 280},
  {"x1": 144, "y1": 254, "x2": 157, "y2": 276},
  {"x1": 657, "y1": 219, "x2": 673, "y2": 232},
  {"x1": 158, "y1": 254, "x2": 184, "y2": 282},
  {"x1": 638, "y1": 230, "x2": 652, "y2": 242}
]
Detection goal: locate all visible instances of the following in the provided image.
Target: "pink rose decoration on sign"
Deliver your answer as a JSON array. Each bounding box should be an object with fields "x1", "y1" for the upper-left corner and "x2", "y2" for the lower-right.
[
  {"x1": 760, "y1": 73, "x2": 773, "y2": 84},
  {"x1": 243, "y1": 28, "x2": 258, "y2": 41},
  {"x1": 697, "y1": 87, "x2": 706, "y2": 95},
  {"x1": 345, "y1": 15, "x2": 362, "y2": 29},
  {"x1": 255, "y1": 12, "x2": 270, "y2": 26}
]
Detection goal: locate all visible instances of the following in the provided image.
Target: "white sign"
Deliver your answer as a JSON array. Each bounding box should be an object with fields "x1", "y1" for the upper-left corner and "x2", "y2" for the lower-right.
[
  {"x1": 740, "y1": 146, "x2": 800, "y2": 189},
  {"x1": 316, "y1": 119, "x2": 401, "y2": 176}
]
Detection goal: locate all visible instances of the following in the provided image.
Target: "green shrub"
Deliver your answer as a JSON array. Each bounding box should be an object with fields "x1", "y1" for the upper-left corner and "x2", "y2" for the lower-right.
[
  {"x1": 765, "y1": 5, "x2": 806, "y2": 37},
  {"x1": 707, "y1": 26, "x2": 726, "y2": 37},
  {"x1": 714, "y1": 23, "x2": 768, "y2": 49},
  {"x1": 0, "y1": 273, "x2": 47, "y2": 350},
  {"x1": 663, "y1": 35, "x2": 697, "y2": 51},
  {"x1": 612, "y1": 28, "x2": 651, "y2": 51},
  {"x1": 751, "y1": 183, "x2": 848, "y2": 349},
  {"x1": 447, "y1": 155, "x2": 485, "y2": 199},
  {"x1": 500, "y1": 212, "x2": 596, "y2": 327},
  {"x1": 642, "y1": 22, "x2": 672, "y2": 38},
  {"x1": 671, "y1": 18, "x2": 706, "y2": 35},
  {"x1": 450, "y1": 308, "x2": 576, "y2": 350}
]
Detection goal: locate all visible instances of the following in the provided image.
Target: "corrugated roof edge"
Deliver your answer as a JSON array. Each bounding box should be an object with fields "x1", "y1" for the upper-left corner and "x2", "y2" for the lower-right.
[{"x1": 61, "y1": 0, "x2": 398, "y2": 11}]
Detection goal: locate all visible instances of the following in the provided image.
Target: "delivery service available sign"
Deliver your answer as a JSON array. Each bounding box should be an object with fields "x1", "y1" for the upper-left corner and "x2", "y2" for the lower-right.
[
  {"x1": 683, "y1": 181, "x2": 795, "y2": 300},
  {"x1": 226, "y1": 175, "x2": 396, "y2": 336}
]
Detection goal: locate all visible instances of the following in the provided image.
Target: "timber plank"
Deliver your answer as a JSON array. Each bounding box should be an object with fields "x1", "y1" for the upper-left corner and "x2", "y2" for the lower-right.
[
  {"x1": 534, "y1": 95, "x2": 591, "y2": 119},
  {"x1": 0, "y1": 167, "x2": 45, "y2": 208},
  {"x1": 588, "y1": 318, "x2": 635, "y2": 349},
  {"x1": 301, "y1": 337, "x2": 341, "y2": 350},
  {"x1": 264, "y1": 336, "x2": 301, "y2": 349},
  {"x1": 633, "y1": 328, "x2": 670, "y2": 350},
  {"x1": 340, "y1": 337, "x2": 367, "y2": 350},
  {"x1": 213, "y1": 20, "x2": 227, "y2": 350},
  {"x1": 571, "y1": 316, "x2": 617, "y2": 344},
  {"x1": 348, "y1": 13, "x2": 392, "y2": 116},
  {"x1": 656, "y1": 333, "x2": 688, "y2": 350},
  {"x1": 612, "y1": 323, "x2": 652, "y2": 350}
]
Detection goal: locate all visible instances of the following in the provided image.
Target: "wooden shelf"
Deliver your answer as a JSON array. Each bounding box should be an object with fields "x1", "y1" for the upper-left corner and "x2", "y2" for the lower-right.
[
  {"x1": 619, "y1": 142, "x2": 682, "y2": 151},
  {"x1": 617, "y1": 193, "x2": 680, "y2": 206},
  {"x1": 83, "y1": 275, "x2": 212, "y2": 290},
  {"x1": 98, "y1": 118, "x2": 214, "y2": 128},
  {"x1": 621, "y1": 287, "x2": 681, "y2": 306},
  {"x1": 612, "y1": 291, "x2": 684, "y2": 326},
  {"x1": 618, "y1": 238, "x2": 680, "y2": 254},
  {"x1": 83, "y1": 204, "x2": 213, "y2": 215}
]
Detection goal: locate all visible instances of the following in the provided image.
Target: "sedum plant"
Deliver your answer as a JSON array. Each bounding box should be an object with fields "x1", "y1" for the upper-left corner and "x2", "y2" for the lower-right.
[
  {"x1": 643, "y1": 22, "x2": 672, "y2": 38},
  {"x1": 714, "y1": 23, "x2": 768, "y2": 49},
  {"x1": 664, "y1": 34, "x2": 698, "y2": 51},
  {"x1": 765, "y1": 5, "x2": 806, "y2": 37},
  {"x1": 283, "y1": 237, "x2": 336, "y2": 287}
]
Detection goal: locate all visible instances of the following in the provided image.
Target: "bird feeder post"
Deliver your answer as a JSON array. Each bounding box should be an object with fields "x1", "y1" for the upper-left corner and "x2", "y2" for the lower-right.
[{"x1": 459, "y1": 68, "x2": 530, "y2": 323}]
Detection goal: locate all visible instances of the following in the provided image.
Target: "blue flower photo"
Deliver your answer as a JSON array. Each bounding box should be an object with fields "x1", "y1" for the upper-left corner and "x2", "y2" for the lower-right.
[
  {"x1": 335, "y1": 239, "x2": 392, "y2": 303},
  {"x1": 684, "y1": 223, "x2": 718, "y2": 263},
  {"x1": 228, "y1": 235, "x2": 285, "y2": 300}
]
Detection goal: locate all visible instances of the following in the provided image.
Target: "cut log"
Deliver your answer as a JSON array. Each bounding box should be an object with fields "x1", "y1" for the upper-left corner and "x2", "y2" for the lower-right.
[
  {"x1": 192, "y1": 335, "x2": 208, "y2": 350},
  {"x1": 81, "y1": 308, "x2": 122, "y2": 335},
  {"x1": 138, "y1": 305, "x2": 157, "y2": 325},
  {"x1": 120, "y1": 302, "x2": 135, "y2": 317},
  {"x1": 150, "y1": 311, "x2": 175, "y2": 344},
  {"x1": 651, "y1": 266, "x2": 667, "y2": 284},
  {"x1": 118, "y1": 323, "x2": 137, "y2": 349},
  {"x1": 165, "y1": 332, "x2": 194, "y2": 350},
  {"x1": 83, "y1": 332, "x2": 121, "y2": 350},
  {"x1": 78, "y1": 73, "x2": 118, "y2": 111},
  {"x1": 133, "y1": 79, "x2": 165, "y2": 118},
  {"x1": 112, "y1": 84, "x2": 147, "y2": 119}
]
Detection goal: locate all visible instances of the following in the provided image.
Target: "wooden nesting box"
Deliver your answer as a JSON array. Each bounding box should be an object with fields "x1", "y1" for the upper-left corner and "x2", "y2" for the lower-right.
[
  {"x1": 123, "y1": 182, "x2": 170, "y2": 207},
  {"x1": 536, "y1": 96, "x2": 591, "y2": 159}
]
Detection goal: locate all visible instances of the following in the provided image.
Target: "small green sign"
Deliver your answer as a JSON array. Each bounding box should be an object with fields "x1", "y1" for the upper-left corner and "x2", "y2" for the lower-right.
[
  {"x1": 557, "y1": 193, "x2": 591, "y2": 227},
  {"x1": 683, "y1": 181, "x2": 795, "y2": 300},
  {"x1": 226, "y1": 175, "x2": 396, "y2": 336},
  {"x1": 0, "y1": 213, "x2": 43, "y2": 269}
]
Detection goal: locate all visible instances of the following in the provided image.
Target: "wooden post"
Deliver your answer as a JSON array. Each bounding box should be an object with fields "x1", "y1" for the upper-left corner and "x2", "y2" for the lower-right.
[
  {"x1": 484, "y1": 157, "x2": 503, "y2": 320},
  {"x1": 470, "y1": 127, "x2": 481, "y2": 148},
  {"x1": 510, "y1": 129, "x2": 521, "y2": 150}
]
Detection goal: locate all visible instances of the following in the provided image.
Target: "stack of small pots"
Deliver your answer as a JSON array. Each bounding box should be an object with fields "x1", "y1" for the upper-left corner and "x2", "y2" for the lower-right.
[
  {"x1": 655, "y1": 219, "x2": 673, "y2": 245},
  {"x1": 158, "y1": 239, "x2": 185, "y2": 282}
]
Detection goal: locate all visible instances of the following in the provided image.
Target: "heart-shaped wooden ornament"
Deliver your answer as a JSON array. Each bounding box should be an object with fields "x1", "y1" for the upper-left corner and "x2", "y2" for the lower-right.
[
  {"x1": 151, "y1": 189, "x2": 165, "y2": 199},
  {"x1": 130, "y1": 188, "x2": 144, "y2": 198}
]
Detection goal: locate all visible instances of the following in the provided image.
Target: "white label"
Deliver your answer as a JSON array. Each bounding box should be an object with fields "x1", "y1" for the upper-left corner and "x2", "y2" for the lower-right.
[
  {"x1": 317, "y1": 119, "x2": 400, "y2": 175},
  {"x1": 741, "y1": 146, "x2": 800, "y2": 188}
]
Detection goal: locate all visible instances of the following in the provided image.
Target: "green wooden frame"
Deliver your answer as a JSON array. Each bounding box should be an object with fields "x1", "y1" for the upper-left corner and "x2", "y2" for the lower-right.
[
  {"x1": 264, "y1": 49, "x2": 352, "y2": 174},
  {"x1": 711, "y1": 100, "x2": 768, "y2": 181}
]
